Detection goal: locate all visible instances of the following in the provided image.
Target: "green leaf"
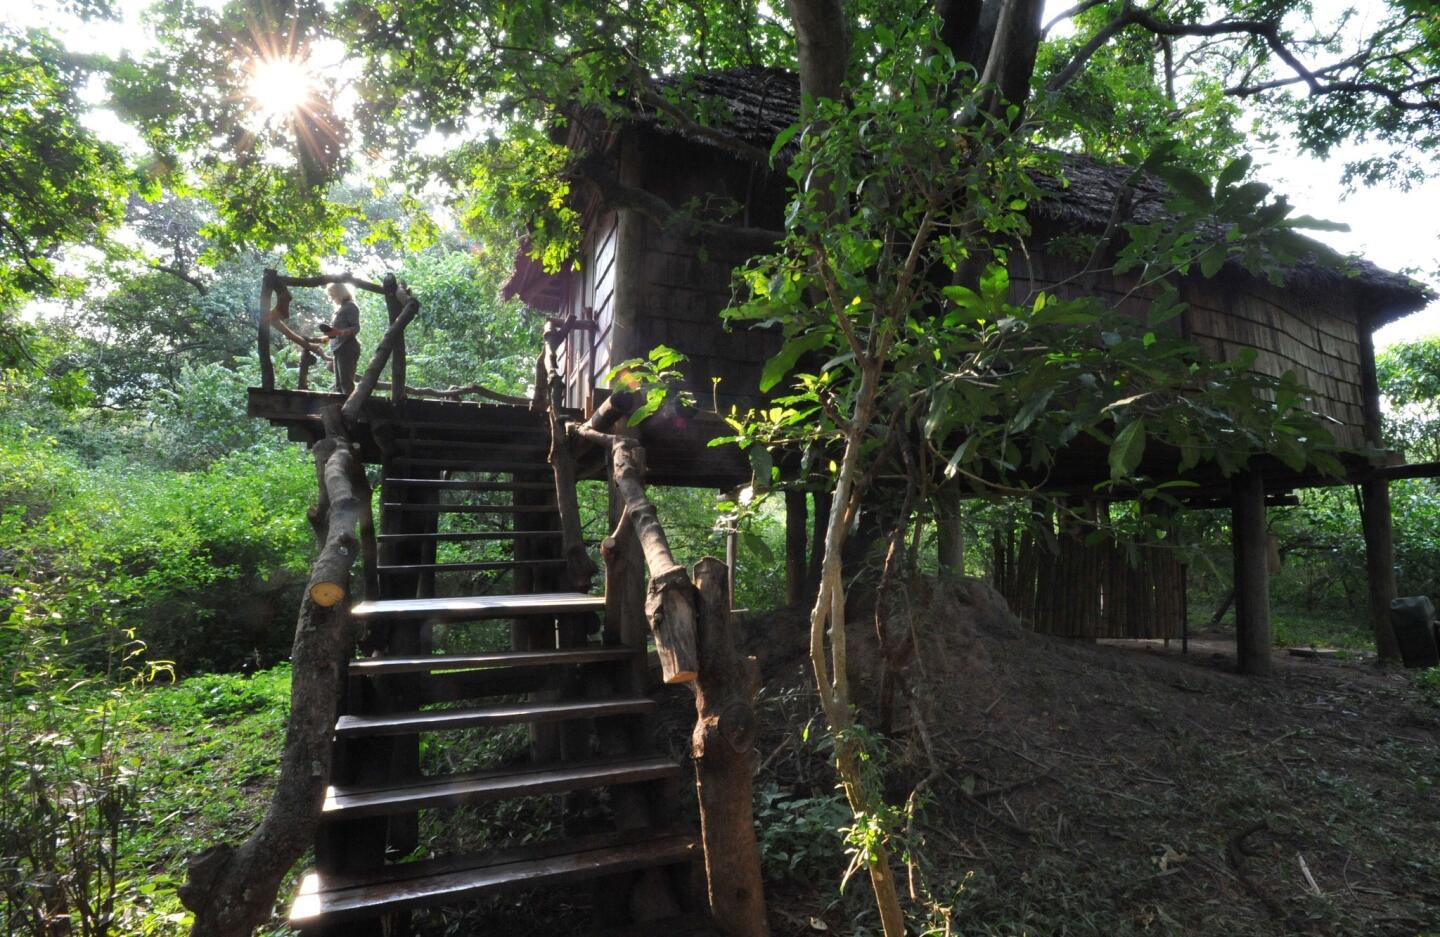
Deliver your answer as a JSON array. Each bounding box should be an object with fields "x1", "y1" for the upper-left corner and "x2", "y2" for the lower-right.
[
  {"x1": 1009, "y1": 386, "x2": 1054, "y2": 433},
  {"x1": 1109, "y1": 419, "x2": 1147, "y2": 480},
  {"x1": 629, "y1": 387, "x2": 666, "y2": 424},
  {"x1": 1199, "y1": 246, "x2": 1226, "y2": 279},
  {"x1": 742, "y1": 529, "x2": 775, "y2": 564},
  {"x1": 1217, "y1": 155, "x2": 1252, "y2": 190},
  {"x1": 770, "y1": 121, "x2": 802, "y2": 161},
  {"x1": 760, "y1": 332, "x2": 828, "y2": 392}
]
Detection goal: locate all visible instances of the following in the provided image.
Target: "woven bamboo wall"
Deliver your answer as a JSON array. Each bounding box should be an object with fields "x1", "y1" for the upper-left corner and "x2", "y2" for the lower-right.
[{"x1": 995, "y1": 507, "x2": 1187, "y2": 640}]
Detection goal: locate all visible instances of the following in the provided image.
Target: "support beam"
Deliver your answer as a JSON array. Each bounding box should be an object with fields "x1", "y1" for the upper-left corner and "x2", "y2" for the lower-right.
[{"x1": 1230, "y1": 466, "x2": 1272, "y2": 675}]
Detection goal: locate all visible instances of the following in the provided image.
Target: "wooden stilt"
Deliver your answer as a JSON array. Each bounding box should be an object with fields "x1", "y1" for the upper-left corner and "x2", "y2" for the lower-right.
[
  {"x1": 936, "y1": 482, "x2": 963, "y2": 574},
  {"x1": 1358, "y1": 326, "x2": 1403, "y2": 663},
  {"x1": 785, "y1": 490, "x2": 808, "y2": 606},
  {"x1": 1231, "y1": 466, "x2": 1272, "y2": 675},
  {"x1": 805, "y1": 490, "x2": 831, "y2": 605},
  {"x1": 1360, "y1": 479, "x2": 1402, "y2": 662}
]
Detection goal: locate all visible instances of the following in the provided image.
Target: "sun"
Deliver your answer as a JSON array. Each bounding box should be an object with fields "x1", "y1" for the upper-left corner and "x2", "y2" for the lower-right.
[{"x1": 246, "y1": 55, "x2": 316, "y2": 122}]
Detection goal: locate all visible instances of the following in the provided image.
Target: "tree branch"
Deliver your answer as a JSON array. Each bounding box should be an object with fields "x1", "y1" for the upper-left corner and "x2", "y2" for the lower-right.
[
  {"x1": 153, "y1": 263, "x2": 208, "y2": 295},
  {"x1": 1048, "y1": 1, "x2": 1440, "y2": 112}
]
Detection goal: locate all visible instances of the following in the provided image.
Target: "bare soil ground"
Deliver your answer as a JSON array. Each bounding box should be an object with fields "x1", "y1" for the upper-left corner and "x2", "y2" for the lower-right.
[{"x1": 728, "y1": 578, "x2": 1440, "y2": 937}]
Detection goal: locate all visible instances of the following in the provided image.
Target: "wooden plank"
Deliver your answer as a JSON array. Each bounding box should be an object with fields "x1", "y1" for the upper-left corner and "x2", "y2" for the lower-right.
[
  {"x1": 350, "y1": 646, "x2": 638, "y2": 676},
  {"x1": 376, "y1": 530, "x2": 565, "y2": 543},
  {"x1": 352, "y1": 592, "x2": 605, "y2": 622},
  {"x1": 322, "y1": 755, "x2": 680, "y2": 818},
  {"x1": 376, "y1": 559, "x2": 568, "y2": 575},
  {"x1": 333, "y1": 696, "x2": 659, "y2": 738},
  {"x1": 290, "y1": 832, "x2": 697, "y2": 923},
  {"x1": 379, "y1": 502, "x2": 556, "y2": 514},
  {"x1": 381, "y1": 478, "x2": 554, "y2": 491}
]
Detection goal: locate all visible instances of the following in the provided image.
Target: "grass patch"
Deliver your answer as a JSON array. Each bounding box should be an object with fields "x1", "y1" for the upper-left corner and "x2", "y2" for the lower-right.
[{"x1": 118, "y1": 666, "x2": 296, "y2": 935}]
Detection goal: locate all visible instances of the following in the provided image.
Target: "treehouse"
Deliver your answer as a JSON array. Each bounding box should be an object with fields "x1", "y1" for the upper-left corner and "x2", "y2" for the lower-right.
[
  {"x1": 231, "y1": 67, "x2": 1432, "y2": 937},
  {"x1": 499, "y1": 65, "x2": 1434, "y2": 658}
]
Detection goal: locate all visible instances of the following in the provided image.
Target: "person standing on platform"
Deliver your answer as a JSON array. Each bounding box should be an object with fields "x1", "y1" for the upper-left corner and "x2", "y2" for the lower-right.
[{"x1": 322, "y1": 282, "x2": 361, "y2": 394}]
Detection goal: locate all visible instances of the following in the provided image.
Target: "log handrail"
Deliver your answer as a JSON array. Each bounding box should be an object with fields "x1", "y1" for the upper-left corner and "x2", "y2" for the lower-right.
[
  {"x1": 538, "y1": 327, "x2": 698, "y2": 682},
  {"x1": 565, "y1": 393, "x2": 701, "y2": 684},
  {"x1": 375, "y1": 381, "x2": 533, "y2": 407}
]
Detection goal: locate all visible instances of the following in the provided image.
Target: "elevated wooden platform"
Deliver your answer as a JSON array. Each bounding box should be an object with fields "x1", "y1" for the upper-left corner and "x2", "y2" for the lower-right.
[{"x1": 247, "y1": 387, "x2": 752, "y2": 488}]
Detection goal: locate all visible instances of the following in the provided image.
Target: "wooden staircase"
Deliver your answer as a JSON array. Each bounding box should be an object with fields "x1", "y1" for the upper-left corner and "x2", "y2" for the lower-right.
[{"x1": 289, "y1": 405, "x2": 709, "y2": 935}]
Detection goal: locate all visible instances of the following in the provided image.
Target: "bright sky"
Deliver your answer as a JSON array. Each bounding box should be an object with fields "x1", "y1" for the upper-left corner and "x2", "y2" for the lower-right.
[{"x1": 6, "y1": 0, "x2": 1437, "y2": 348}]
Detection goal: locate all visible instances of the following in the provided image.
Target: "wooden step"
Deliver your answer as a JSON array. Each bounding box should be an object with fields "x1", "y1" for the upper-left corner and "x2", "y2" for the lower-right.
[
  {"x1": 377, "y1": 559, "x2": 568, "y2": 575},
  {"x1": 290, "y1": 831, "x2": 696, "y2": 925},
  {"x1": 382, "y1": 478, "x2": 555, "y2": 492},
  {"x1": 351, "y1": 592, "x2": 604, "y2": 623},
  {"x1": 350, "y1": 646, "x2": 636, "y2": 676},
  {"x1": 322, "y1": 755, "x2": 680, "y2": 819},
  {"x1": 380, "y1": 502, "x2": 556, "y2": 513},
  {"x1": 376, "y1": 530, "x2": 564, "y2": 543},
  {"x1": 334, "y1": 697, "x2": 656, "y2": 738}
]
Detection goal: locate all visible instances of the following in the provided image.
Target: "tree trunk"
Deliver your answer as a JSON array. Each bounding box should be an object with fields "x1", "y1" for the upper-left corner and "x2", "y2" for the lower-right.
[
  {"x1": 690, "y1": 558, "x2": 769, "y2": 937},
  {"x1": 936, "y1": 482, "x2": 964, "y2": 574},
  {"x1": 182, "y1": 436, "x2": 357, "y2": 936}
]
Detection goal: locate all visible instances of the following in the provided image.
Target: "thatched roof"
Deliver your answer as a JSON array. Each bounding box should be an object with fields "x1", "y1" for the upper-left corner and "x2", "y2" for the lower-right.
[{"x1": 628, "y1": 66, "x2": 1431, "y2": 322}]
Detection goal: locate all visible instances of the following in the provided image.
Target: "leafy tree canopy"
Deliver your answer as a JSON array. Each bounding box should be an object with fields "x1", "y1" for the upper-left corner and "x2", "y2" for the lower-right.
[{"x1": 49, "y1": 0, "x2": 1430, "y2": 262}]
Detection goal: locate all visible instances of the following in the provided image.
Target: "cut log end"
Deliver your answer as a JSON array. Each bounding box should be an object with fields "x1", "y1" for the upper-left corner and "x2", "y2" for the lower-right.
[
  {"x1": 310, "y1": 581, "x2": 347, "y2": 607},
  {"x1": 664, "y1": 670, "x2": 699, "y2": 685}
]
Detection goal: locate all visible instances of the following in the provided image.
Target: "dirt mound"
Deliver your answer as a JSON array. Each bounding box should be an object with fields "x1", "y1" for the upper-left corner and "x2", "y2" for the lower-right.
[{"x1": 740, "y1": 576, "x2": 1440, "y2": 936}]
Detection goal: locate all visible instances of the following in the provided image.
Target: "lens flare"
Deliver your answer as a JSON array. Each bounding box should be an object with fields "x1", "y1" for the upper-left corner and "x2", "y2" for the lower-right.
[{"x1": 246, "y1": 56, "x2": 315, "y2": 122}]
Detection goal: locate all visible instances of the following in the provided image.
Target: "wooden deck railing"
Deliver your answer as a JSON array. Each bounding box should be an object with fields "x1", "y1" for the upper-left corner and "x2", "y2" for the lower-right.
[{"x1": 257, "y1": 267, "x2": 530, "y2": 406}]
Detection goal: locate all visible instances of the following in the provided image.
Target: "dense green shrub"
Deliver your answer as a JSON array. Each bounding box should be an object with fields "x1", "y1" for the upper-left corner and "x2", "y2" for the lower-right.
[{"x1": 0, "y1": 429, "x2": 314, "y2": 673}]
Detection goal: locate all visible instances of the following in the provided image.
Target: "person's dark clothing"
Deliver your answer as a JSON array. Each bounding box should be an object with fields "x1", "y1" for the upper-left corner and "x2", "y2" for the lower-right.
[{"x1": 330, "y1": 299, "x2": 361, "y2": 394}]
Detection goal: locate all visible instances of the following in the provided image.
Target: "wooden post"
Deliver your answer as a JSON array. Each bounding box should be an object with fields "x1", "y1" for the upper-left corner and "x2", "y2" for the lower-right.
[
  {"x1": 690, "y1": 557, "x2": 769, "y2": 937},
  {"x1": 608, "y1": 437, "x2": 700, "y2": 683},
  {"x1": 258, "y1": 270, "x2": 277, "y2": 391},
  {"x1": 1358, "y1": 325, "x2": 1403, "y2": 663},
  {"x1": 382, "y1": 274, "x2": 406, "y2": 406},
  {"x1": 785, "y1": 490, "x2": 807, "y2": 606},
  {"x1": 1360, "y1": 480, "x2": 1401, "y2": 662},
  {"x1": 936, "y1": 481, "x2": 964, "y2": 575},
  {"x1": 1230, "y1": 466, "x2": 1272, "y2": 675}
]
